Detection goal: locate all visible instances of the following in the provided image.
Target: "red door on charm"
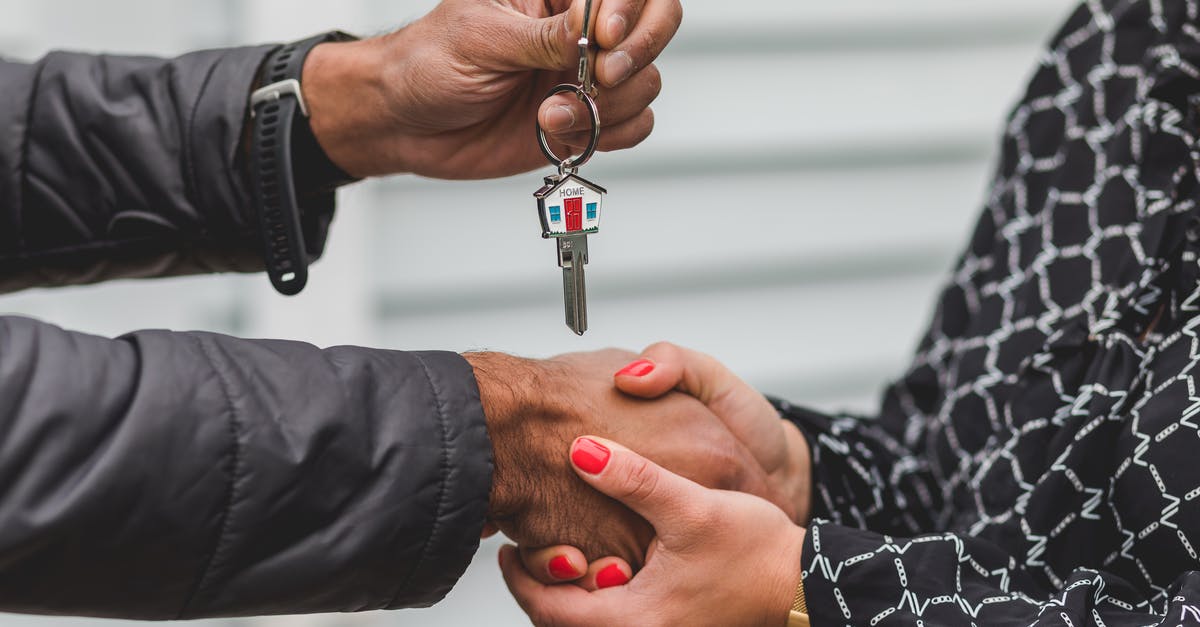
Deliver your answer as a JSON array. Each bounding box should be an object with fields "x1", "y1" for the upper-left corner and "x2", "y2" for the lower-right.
[{"x1": 564, "y1": 197, "x2": 583, "y2": 231}]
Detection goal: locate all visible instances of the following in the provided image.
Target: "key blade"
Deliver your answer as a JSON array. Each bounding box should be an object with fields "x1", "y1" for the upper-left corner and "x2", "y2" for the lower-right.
[
  {"x1": 558, "y1": 235, "x2": 589, "y2": 335},
  {"x1": 562, "y1": 262, "x2": 587, "y2": 335}
]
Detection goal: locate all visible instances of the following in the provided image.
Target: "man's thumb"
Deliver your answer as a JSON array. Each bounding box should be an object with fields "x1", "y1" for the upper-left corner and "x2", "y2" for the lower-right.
[
  {"x1": 569, "y1": 437, "x2": 704, "y2": 529},
  {"x1": 496, "y1": 9, "x2": 576, "y2": 71}
]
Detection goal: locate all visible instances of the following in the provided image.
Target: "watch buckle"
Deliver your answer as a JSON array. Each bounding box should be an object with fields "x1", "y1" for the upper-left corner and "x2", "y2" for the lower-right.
[{"x1": 250, "y1": 78, "x2": 309, "y2": 118}]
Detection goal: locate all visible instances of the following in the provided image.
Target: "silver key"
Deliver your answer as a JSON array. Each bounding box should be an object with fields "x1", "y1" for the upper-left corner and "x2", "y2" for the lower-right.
[
  {"x1": 532, "y1": 0, "x2": 605, "y2": 335},
  {"x1": 535, "y1": 173, "x2": 606, "y2": 335}
]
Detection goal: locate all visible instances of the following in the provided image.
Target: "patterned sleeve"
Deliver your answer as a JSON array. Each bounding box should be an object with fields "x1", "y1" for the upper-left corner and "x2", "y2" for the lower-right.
[
  {"x1": 780, "y1": 401, "x2": 1200, "y2": 625},
  {"x1": 798, "y1": 522, "x2": 1200, "y2": 625},
  {"x1": 773, "y1": 400, "x2": 945, "y2": 537}
]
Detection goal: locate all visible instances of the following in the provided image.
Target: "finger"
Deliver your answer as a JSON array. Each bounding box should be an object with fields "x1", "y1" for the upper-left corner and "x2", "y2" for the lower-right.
[
  {"x1": 579, "y1": 556, "x2": 634, "y2": 591},
  {"x1": 596, "y1": 0, "x2": 648, "y2": 48},
  {"x1": 520, "y1": 545, "x2": 589, "y2": 584},
  {"x1": 595, "y1": 0, "x2": 682, "y2": 87},
  {"x1": 539, "y1": 64, "x2": 662, "y2": 134},
  {"x1": 555, "y1": 108, "x2": 654, "y2": 153},
  {"x1": 500, "y1": 545, "x2": 610, "y2": 626},
  {"x1": 617, "y1": 342, "x2": 784, "y2": 468},
  {"x1": 569, "y1": 436, "x2": 706, "y2": 530}
]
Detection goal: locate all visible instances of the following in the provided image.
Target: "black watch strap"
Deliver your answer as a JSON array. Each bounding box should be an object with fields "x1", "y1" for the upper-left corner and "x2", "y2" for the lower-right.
[{"x1": 249, "y1": 31, "x2": 356, "y2": 296}]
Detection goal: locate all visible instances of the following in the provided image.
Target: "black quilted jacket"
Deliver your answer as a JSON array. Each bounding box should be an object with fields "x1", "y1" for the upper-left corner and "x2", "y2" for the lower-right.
[{"x1": 0, "y1": 46, "x2": 491, "y2": 618}]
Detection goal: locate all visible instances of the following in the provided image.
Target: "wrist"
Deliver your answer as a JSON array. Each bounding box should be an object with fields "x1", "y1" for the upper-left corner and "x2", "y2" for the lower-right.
[
  {"x1": 781, "y1": 420, "x2": 813, "y2": 525},
  {"x1": 770, "y1": 524, "x2": 808, "y2": 626},
  {"x1": 302, "y1": 37, "x2": 394, "y2": 178},
  {"x1": 463, "y1": 352, "x2": 544, "y2": 520}
]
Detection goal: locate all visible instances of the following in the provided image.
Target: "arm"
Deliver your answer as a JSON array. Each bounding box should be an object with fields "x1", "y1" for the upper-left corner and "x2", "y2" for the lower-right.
[
  {"x1": 0, "y1": 47, "x2": 318, "y2": 293},
  {"x1": 0, "y1": 323, "x2": 780, "y2": 619},
  {"x1": 0, "y1": 315, "x2": 490, "y2": 618}
]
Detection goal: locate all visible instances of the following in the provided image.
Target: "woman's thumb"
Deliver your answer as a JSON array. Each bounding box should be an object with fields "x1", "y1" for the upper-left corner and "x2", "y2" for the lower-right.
[{"x1": 569, "y1": 437, "x2": 705, "y2": 530}]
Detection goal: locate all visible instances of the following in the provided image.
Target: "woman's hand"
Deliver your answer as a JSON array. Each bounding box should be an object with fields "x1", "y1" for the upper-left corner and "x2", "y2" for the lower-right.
[
  {"x1": 303, "y1": 0, "x2": 680, "y2": 179},
  {"x1": 501, "y1": 436, "x2": 806, "y2": 627}
]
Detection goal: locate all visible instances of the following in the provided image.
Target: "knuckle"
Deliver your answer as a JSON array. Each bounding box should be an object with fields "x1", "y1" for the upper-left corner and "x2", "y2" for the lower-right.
[
  {"x1": 621, "y1": 457, "x2": 662, "y2": 504},
  {"x1": 704, "y1": 438, "x2": 745, "y2": 490},
  {"x1": 645, "y1": 65, "x2": 663, "y2": 99},
  {"x1": 636, "y1": 27, "x2": 660, "y2": 63},
  {"x1": 537, "y1": 20, "x2": 565, "y2": 66},
  {"x1": 631, "y1": 113, "x2": 654, "y2": 144},
  {"x1": 644, "y1": 340, "x2": 678, "y2": 359}
]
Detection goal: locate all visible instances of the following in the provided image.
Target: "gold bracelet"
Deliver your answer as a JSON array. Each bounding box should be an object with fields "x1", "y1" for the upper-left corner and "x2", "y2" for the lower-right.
[
  {"x1": 786, "y1": 573, "x2": 810, "y2": 627},
  {"x1": 791, "y1": 573, "x2": 807, "y2": 614}
]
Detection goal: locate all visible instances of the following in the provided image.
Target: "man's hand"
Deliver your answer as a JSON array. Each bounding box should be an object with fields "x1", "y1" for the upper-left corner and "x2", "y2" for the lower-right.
[
  {"x1": 501, "y1": 437, "x2": 807, "y2": 627},
  {"x1": 301, "y1": 0, "x2": 681, "y2": 179},
  {"x1": 463, "y1": 349, "x2": 786, "y2": 568}
]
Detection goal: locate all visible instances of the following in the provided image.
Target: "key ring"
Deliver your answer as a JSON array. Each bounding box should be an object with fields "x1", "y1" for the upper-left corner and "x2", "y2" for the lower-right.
[
  {"x1": 535, "y1": 0, "x2": 600, "y2": 174},
  {"x1": 536, "y1": 84, "x2": 601, "y2": 173}
]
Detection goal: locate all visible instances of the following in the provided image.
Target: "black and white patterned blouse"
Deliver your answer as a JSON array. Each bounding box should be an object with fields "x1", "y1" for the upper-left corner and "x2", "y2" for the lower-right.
[{"x1": 785, "y1": 1, "x2": 1200, "y2": 624}]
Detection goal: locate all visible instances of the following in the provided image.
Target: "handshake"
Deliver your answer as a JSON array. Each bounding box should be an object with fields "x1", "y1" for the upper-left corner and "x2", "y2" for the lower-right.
[{"x1": 465, "y1": 343, "x2": 813, "y2": 625}]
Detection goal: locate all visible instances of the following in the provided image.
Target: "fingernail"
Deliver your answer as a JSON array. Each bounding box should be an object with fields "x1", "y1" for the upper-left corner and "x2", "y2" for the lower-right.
[
  {"x1": 571, "y1": 437, "x2": 611, "y2": 474},
  {"x1": 548, "y1": 555, "x2": 577, "y2": 580},
  {"x1": 604, "y1": 50, "x2": 634, "y2": 86},
  {"x1": 615, "y1": 359, "x2": 655, "y2": 378},
  {"x1": 595, "y1": 564, "x2": 630, "y2": 589},
  {"x1": 544, "y1": 105, "x2": 575, "y2": 132},
  {"x1": 607, "y1": 14, "x2": 628, "y2": 43}
]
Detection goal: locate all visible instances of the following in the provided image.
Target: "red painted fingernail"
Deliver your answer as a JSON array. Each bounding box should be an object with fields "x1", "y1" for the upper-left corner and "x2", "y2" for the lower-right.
[
  {"x1": 548, "y1": 555, "x2": 577, "y2": 580},
  {"x1": 595, "y1": 564, "x2": 630, "y2": 589},
  {"x1": 571, "y1": 438, "x2": 611, "y2": 474},
  {"x1": 615, "y1": 359, "x2": 655, "y2": 378}
]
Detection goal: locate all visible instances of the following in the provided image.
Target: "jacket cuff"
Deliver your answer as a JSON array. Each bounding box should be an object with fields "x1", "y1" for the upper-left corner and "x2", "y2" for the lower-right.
[
  {"x1": 190, "y1": 44, "x2": 338, "y2": 267},
  {"x1": 385, "y1": 351, "x2": 493, "y2": 608}
]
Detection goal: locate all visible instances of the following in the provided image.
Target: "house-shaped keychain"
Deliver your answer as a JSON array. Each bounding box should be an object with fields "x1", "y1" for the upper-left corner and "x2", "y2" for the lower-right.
[{"x1": 534, "y1": 173, "x2": 606, "y2": 239}]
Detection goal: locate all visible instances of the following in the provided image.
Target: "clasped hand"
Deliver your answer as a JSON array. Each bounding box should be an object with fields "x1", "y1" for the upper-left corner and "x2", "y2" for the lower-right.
[{"x1": 468, "y1": 344, "x2": 813, "y2": 626}]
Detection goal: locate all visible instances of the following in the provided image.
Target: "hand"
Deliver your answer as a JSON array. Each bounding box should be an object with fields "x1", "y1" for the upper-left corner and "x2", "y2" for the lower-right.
[
  {"x1": 615, "y1": 342, "x2": 813, "y2": 524},
  {"x1": 302, "y1": 0, "x2": 681, "y2": 179},
  {"x1": 501, "y1": 437, "x2": 806, "y2": 627},
  {"x1": 515, "y1": 343, "x2": 813, "y2": 585},
  {"x1": 463, "y1": 350, "x2": 790, "y2": 567}
]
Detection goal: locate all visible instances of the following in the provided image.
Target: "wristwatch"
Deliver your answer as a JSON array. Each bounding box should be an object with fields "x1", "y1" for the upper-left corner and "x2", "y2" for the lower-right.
[{"x1": 248, "y1": 31, "x2": 358, "y2": 296}]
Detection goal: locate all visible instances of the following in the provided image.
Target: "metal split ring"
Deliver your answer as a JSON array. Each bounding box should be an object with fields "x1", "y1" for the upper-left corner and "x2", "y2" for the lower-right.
[{"x1": 536, "y1": 83, "x2": 601, "y2": 172}]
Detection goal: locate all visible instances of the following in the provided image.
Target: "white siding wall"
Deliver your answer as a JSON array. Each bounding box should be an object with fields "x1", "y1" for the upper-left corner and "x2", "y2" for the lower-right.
[{"x1": 0, "y1": 1, "x2": 1076, "y2": 625}]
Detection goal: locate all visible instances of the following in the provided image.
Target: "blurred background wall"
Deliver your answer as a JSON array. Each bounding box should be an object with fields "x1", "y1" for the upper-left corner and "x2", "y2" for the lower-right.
[{"x1": 0, "y1": 0, "x2": 1075, "y2": 624}]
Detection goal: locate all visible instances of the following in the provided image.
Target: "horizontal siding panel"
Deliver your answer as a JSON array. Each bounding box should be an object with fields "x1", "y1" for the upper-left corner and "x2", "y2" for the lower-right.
[{"x1": 646, "y1": 44, "x2": 1038, "y2": 158}]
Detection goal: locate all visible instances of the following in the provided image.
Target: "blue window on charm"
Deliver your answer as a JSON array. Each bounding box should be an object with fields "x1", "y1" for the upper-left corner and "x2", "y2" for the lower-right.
[
  {"x1": 549, "y1": 206, "x2": 562, "y2": 223},
  {"x1": 586, "y1": 203, "x2": 597, "y2": 220}
]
